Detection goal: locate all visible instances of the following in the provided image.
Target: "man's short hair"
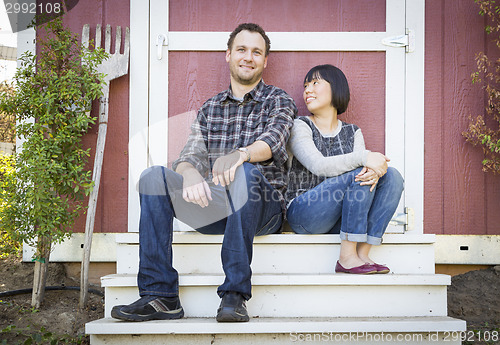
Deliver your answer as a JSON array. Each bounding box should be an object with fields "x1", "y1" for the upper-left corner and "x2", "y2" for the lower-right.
[
  {"x1": 304, "y1": 64, "x2": 350, "y2": 115},
  {"x1": 227, "y1": 23, "x2": 271, "y2": 56}
]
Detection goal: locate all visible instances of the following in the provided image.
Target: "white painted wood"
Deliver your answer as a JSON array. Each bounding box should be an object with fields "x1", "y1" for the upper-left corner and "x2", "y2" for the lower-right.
[
  {"x1": 115, "y1": 232, "x2": 436, "y2": 275},
  {"x1": 128, "y1": 0, "x2": 150, "y2": 232},
  {"x1": 148, "y1": 0, "x2": 169, "y2": 168},
  {"x1": 435, "y1": 235, "x2": 500, "y2": 265},
  {"x1": 16, "y1": 27, "x2": 35, "y2": 61},
  {"x1": 21, "y1": 232, "x2": 438, "y2": 264},
  {"x1": 115, "y1": 232, "x2": 436, "y2": 244},
  {"x1": 87, "y1": 316, "x2": 465, "y2": 335},
  {"x1": 404, "y1": 0, "x2": 425, "y2": 235},
  {"x1": 167, "y1": 32, "x2": 388, "y2": 51},
  {"x1": 90, "y1": 332, "x2": 463, "y2": 345},
  {"x1": 22, "y1": 234, "x2": 117, "y2": 262},
  {"x1": 103, "y1": 273, "x2": 451, "y2": 287},
  {"x1": 383, "y1": 0, "x2": 407, "y2": 234},
  {"x1": 102, "y1": 273, "x2": 450, "y2": 318},
  {"x1": 88, "y1": 316, "x2": 465, "y2": 345},
  {"x1": 15, "y1": 27, "x2": 35, "y2": 162},
  {"x1": 116, "y1": 242, "x2": 435, "y2": 275}
]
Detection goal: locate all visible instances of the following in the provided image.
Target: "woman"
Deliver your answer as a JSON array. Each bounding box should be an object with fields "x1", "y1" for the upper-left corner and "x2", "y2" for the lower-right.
[{"x1": 285, "y1": 64, "x2": 404, "y2": 274}]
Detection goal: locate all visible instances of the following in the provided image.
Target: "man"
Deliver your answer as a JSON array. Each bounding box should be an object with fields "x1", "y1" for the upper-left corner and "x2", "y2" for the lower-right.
[{"x1": 111, "y1": 23, "x2": 297, "y2": 323}]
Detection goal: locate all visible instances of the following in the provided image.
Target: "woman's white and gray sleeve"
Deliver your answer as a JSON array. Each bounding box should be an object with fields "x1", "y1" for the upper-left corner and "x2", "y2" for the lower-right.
[{"x1": 287, "y1": 119, "x2": 369, "y2": 177}]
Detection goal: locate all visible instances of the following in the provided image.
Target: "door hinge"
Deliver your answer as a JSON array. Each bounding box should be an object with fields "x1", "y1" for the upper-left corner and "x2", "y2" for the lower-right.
[
  {"x1": 389, "y1": 207, "x2": 415, "y2": 231},
  {"x1": 382, "y1": 29, "x2": 415, "y2": 53}
]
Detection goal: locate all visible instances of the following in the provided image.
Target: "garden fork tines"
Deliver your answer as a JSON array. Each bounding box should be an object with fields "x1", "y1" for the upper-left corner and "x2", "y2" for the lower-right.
[
  {"x1": 82, "y1": 24, "x2": 130, "y2": 84},
  {"x1": 80, "y1": 24, "x2": 130, "y2": 309}
]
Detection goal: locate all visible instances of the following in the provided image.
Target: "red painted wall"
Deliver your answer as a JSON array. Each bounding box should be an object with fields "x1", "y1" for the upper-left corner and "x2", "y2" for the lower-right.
[
  {"x1": 47, "y1": 0, "x2": 499, "y2": 235},
  {"x1": 37, "y1": 0, "x2": 130, "y2": 234},
  {"x1": 167, "y1": 0, "x2": 387, "y2": 165},
  {"x1": 425, "y1": 0, "x2": 500, "y2": 235},
  {"x1": 167, "y1": 51, "x2": 386, "y2": 167}
]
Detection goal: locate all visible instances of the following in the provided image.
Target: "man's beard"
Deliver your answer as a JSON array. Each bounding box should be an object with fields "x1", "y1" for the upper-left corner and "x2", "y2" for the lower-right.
[{"x1": 230, "y1": 65, "x2": 262, "y2": 86}]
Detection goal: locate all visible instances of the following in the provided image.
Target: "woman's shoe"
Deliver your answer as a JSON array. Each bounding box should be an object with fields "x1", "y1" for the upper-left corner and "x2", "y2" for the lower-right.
[
  {"x1": 335, "y1": 261, "x2": 377, "y2": 274},
  {"x1": 371, "y1": 263, "x2": 390, "y2": 274}
]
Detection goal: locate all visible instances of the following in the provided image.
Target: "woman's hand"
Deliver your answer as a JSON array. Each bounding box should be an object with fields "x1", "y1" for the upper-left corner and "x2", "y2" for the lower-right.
[
  {"x1": 355, "y1": 167, "x2": 380, "y2": 192},
  {"x1": 365, "y1": 152, "x2": 390, "y2": 177}
]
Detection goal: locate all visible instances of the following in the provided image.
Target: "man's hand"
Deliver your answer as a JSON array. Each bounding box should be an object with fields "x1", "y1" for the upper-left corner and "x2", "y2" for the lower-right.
[
  {"x1": 365, "y1": 152, "x2": 390, "y2": 177},
  {"x1": 355, "y1": 167, "x2": 380, "y2": 192},
  {"x1": 181, "y1": 167, "x2": 212, "y2": 207},
  {"x1": 212, "y1": 150, "x2": 245, "y2": 187}
]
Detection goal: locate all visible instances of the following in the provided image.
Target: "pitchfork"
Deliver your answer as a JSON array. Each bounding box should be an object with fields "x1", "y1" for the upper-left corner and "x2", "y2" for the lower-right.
[{"x1": 80, "y1": 24, "x2": 130, "y2": 308}]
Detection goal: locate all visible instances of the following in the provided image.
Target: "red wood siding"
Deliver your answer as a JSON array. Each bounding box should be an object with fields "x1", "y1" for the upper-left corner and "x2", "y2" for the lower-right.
[
  {"x1": 42, "y1": 0, "x2": 130, "y2": 233},
  {"x1": 168, "y1": 51, "x2": 386, "y2": 167},
  {"x1": 56, "y1": 0, "x2": 500, "y2": 235},
  {"x1": 424, "y1": 0, "x2": 500, "y2": 235},
  {"x1": 169, "y1": 0, "x2": 385, "y2": 32}
]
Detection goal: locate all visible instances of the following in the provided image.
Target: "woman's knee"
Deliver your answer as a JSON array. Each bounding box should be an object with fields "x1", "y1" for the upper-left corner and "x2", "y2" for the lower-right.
[
  {"x1": 382, "y1": 167, "x2": 404, "y2": 193},
  {"x1": 288, "y1": 222, "x2": 328, "y2": 234}
]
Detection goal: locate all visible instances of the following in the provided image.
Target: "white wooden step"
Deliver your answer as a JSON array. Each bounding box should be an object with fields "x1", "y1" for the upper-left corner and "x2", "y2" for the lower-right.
[
  {"x1": 87, "y1": 316, "x2": 466, "y2": 345},
  {"x1": 102, "y1": 273, "x2": 449, "y2": 318},
  {"x1": 116, "y1": 233, "x2": 436, "y2": 275}
]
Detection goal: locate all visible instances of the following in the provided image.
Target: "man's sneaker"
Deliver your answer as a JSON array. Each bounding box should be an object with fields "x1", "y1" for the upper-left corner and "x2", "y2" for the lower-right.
[
  {"x1": 111, "y1": 295, "x2": 184, "y2": 321},
  {"x1": 216, "y1": 292, "x2": 249, "y2": 322}
]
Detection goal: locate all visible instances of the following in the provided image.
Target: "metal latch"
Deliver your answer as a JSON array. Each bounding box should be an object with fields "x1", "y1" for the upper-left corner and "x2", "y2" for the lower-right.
[
  {"x1": 382, "y1": 29, "x2": 415, "y2": 53},
  {"x1": 156, "y1": 34, "x2": 168, "y2": 60},
  {"x1": 389, "y1": 207, "x2": 415, "y2": 231}
]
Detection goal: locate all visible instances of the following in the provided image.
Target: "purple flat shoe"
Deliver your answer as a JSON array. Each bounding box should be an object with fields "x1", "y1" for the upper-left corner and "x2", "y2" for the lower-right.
[
  {"x1": 335, "y1": 261, "x2": 377, "y2": 274},
  {"x1": 371, "y1": 263, "x2": 390, "y2": 274}
]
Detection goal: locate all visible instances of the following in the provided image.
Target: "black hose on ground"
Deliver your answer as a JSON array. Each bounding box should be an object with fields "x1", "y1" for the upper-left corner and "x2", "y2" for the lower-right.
[{"x1": 0, "y1": 286, "x2": 104, "y2": 298}]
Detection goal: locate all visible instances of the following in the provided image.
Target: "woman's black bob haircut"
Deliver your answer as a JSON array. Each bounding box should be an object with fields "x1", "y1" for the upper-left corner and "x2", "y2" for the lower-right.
[{"x1": 304, "y1": 64, "x2": 350, "y2": 115}]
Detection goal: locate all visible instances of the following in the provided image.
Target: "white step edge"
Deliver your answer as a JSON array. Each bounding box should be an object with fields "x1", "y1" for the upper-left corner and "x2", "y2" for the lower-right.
[
  {"x1": 103, "y1": 274, "x2": 449, "y2": 318},
  {"x1": 86, "y1": 316, "x2": 465, "y2": 335},
  {"x1": 116, "y1": 242, "x2": 436, "y2": 275},
  {"x1": 101, "y1": 273, "x2": 451, "y2": 287},
  {"x1": 116, "y1": 232, "x2": 436, "y2": 245}
]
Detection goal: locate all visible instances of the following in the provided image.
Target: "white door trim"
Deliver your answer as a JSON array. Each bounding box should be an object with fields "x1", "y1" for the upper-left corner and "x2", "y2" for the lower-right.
[
  {"x1": 404, "y1": 0, "x2": 425, "y2": 234},
  {"x1": 129, "y1": 0, "x2": 425, "y2": 234},
  {"x1": 166, "y1": 31, "x2": 388, "y2": 51},
  {"x1": 128, "y1": 0, "x2": 151, "y2": 232}
]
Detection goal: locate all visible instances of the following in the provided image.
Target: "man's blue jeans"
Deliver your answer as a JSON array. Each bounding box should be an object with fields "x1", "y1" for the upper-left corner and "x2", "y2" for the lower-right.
[
  {"x1": 137, "y1": 163, "x2": 283, "y2": 300},
  {"x1": 286, "y1": 167, "x2": 404, "y2": 245}
]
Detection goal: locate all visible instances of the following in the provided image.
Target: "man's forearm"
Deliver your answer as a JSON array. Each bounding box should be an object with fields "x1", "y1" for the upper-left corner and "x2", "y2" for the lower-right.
[
  {"x1": 175, "y1": 161, "x2": 199, "y2": 175},
  {"x1": 244, "y1": 140, "x2": 272, "y2": 163}
]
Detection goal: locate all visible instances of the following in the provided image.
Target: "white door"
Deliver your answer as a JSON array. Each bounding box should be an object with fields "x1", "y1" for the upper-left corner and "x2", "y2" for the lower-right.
[{"x1": 128, "y1": 0, "x2": 425, "y2": 235}]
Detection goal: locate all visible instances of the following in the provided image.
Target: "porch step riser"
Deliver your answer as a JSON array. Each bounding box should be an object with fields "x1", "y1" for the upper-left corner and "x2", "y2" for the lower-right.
[
  {"x1": 87, "y1": 316, "x2": 466, "y2": 345},
  {"x1": 116, "y1": 244, "x2": 435, "y2": 275},
  {"x1": 90, "y1": 332, "x2": 461, "y2": 345},
  {"x1": 104, "y1": 284, "x2": 447, "y2": 318}
]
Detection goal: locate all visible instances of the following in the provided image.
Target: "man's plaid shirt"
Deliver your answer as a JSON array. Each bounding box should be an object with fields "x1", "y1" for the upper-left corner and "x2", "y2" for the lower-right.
[{"x1": 172, "y1": 81, "x2": 297, "y2": 213}]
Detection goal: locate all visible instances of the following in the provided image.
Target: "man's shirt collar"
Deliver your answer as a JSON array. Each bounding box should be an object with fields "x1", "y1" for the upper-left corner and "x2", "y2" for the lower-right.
[{"x1": 221, "y1": 80, "x2": 267, "y2": 103}]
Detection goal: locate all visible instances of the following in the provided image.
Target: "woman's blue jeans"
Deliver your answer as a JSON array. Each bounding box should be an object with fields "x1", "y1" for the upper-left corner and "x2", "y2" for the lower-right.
[
  {"x1": 137, "y1": 163, "x2": 283, "y2": 301},
  {"x1": 286, "y1": 167, "x2": 404, "y2": 245}
]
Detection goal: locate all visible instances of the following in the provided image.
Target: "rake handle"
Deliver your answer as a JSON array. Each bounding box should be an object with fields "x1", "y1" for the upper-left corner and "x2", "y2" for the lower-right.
[{"x1": 80, "y1": 86, "x2": 109, "y2": 308}]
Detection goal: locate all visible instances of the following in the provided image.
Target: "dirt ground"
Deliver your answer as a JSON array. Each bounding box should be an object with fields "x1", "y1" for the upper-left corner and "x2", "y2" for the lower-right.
[
  {"x1": 0, "y1": 257, "x2": 499, "y2": 344},
  {"x1": 0, "y1": 257, "x2": 103, "y2": 344}
]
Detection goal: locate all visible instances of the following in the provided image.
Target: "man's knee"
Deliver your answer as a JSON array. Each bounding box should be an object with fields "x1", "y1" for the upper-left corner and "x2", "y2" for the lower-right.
[
  {"x1": 139, "y1": 165, "x2": 169, "y2": 196},
  {"x1": 235, "y1": 162, "x2": 261, "y2": 183}
]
